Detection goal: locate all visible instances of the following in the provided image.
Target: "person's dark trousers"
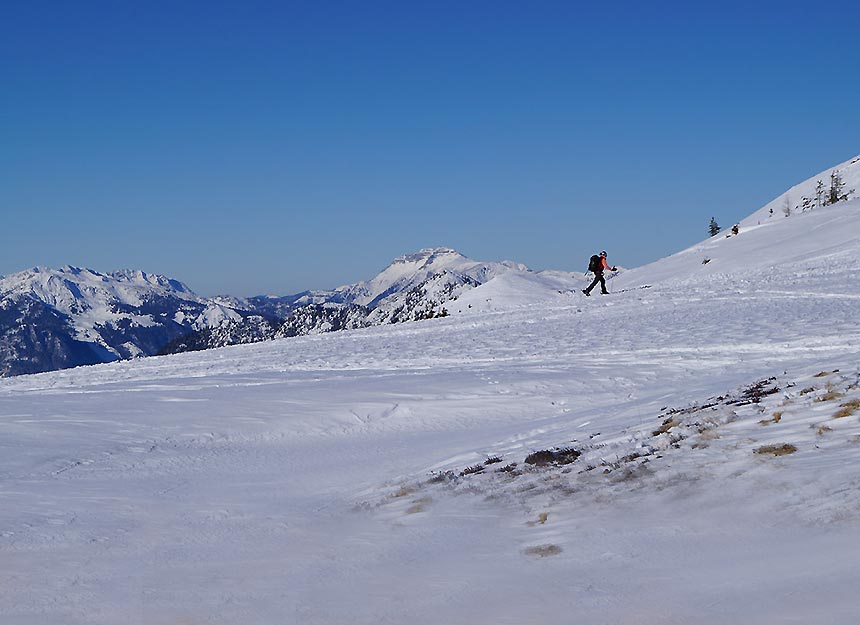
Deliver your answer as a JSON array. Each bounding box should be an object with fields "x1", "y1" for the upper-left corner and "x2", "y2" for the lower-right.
[{"x1": 584, "y1": 272, "x2": 608, "y2": 295}]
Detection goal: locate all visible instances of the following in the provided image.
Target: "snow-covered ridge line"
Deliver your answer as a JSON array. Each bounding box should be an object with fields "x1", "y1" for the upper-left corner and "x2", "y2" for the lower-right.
[
  {"x1": 4, "y1": 154, "x2": 859, "y2": 378},
  {"x1": 0, "y1": 246, "x2": 542, "y2": 377},
  {"x1": 743, "y1": 154, "x2": 860, "y2": 226},
  {"x1": 0, "y1": 265, "x2": 244, "y2": 376}
]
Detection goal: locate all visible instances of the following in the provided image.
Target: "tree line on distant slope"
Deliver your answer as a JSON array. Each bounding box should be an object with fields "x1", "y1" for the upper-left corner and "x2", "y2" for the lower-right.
[
  {"x1": 781, "y1": 168, "x2": 855, "y2": 217},
  {"x1": 159, "y1": 275, "x2": 459, "y2": 356},
  {"x1": 710, "y1": 166, "x2": 857, "y2": 237}
]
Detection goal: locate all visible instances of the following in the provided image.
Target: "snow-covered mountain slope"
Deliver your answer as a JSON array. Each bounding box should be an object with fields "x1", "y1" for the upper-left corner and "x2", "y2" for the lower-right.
[
  {"x1": 610, "y1": 154, "x2": 860, "y2": 294},
  {"x1": 0, "y1": 266, "x2": 244, "y2": 375},
  {"x1": 452, "y1": 269, "x2": 582, "y2": 314},
  {"x1": 613, "y1": 197, "x2": 860, "y2": 292},
  {"x1": 333, "y1": 246, "x2": 528, "y2": 307},
  {"x1": 1, "y1": 250, "x2": 536, "y2": 374},
  {"x1": 743, "y1": 153, "x2": 860, "y2": 225},
  {"x1": 3, "y1": 158, "x2": 860, "y2": 624},
  {"x1": 0, "y1": 266, "x2": 195, "y2": 322},
  {"x1": 167, "y1": 247, "x2": 548, "y2": 351},
  {"x1": 2, "y1": 190, "x2": 859, "y2": 624}
]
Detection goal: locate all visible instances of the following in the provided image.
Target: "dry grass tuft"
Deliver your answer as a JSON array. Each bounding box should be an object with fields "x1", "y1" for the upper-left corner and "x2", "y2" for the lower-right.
[
  {"x1": 754, "y1": 443, "x2": 798, "y2": 456},
  {"x1": 698, "y1": 429, "x2": 721, "y2": 441},
  {"x1": 833, "y1": 399, "x2": 860, "y2": 419},
  {"x1": 813, "y1": 370, "x2": 838, "y2": 378},
  {"x1": 527, "y1": 512, "x2": 549, "y2": 526},
  {"x1": 392, "y1": 485, "x2": 415, "y2": 498},
  {"x1": 523, "y1": 544, "x2": 562, "y2": 558},
  {"x1": 817, "y1": 425, "x2": 833, "y2": 437},
  {"x1": 759, "y1": 411, "x2": 782, "y2": 426},
  {"x1": 817, "y1": 391, "x2": 845, "y2": 403},
  {"x1": 406, "y1": 496, "x2": 432, "y2": 514},
  {"x1": 816, "y1": 382, "x2": 845, "y2": 403},
  {"x1": 653, "y1": 417, "x2": 680, "y2": 436}
]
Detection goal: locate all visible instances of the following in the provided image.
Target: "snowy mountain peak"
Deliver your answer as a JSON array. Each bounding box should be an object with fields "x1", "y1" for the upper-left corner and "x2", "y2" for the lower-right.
[
  {"x1": 108, "y1": 269, "x2": 195, "y2": 294},
  {"x1": 0, "y1": 265, "x2": 246, "y2": 376},
  {"x1": 0, "y1": 266, "x2": 199, "y2": 316},
  {"x1": 336, "y1": 247, "x2": 530, "y2": 307},
  {"x1": 379, "y1": 247, "x2": 469, "y2": 279},
  {"x1": 391, "y1": 247, "x2": 464, "y2": 265},
  {"x1": 0, "y1": 247, "x2": 542, "y2": 376}
]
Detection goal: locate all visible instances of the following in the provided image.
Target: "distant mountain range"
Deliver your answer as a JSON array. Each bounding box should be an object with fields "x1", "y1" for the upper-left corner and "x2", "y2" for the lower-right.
[
  {"x1": 0, "y1": 248, "x2": 539, "y2": 377},
  {"x1": 4, "y1": 154, "x2": 858, "y2": 379}
]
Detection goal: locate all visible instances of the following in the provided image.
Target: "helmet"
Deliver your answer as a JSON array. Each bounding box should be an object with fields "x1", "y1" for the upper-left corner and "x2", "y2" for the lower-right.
[{"x1": 600, "y1": 251, "x2": 607, "y2": 257}]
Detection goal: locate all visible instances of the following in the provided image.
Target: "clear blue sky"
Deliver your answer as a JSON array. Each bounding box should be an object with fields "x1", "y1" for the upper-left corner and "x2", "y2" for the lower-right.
[{"x1": 2, "y1": 1, "x2": 859, "y2": 296}]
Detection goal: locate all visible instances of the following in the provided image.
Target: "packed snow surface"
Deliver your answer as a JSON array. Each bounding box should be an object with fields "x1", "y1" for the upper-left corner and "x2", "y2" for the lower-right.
[{"x1": 2, "y1": 202, "x2": 860, "y2": 624}]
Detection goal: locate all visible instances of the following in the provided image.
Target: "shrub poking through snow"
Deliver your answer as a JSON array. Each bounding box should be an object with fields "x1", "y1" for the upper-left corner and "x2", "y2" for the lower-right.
[
  {"x1": 484, "y1": 456, "x2": 503, "y2": 465},
  {"x1": 754, "y1": 443, "x2": 798, "y2": 456},
  {"x1": 406, "y1": 496, "x2": 432, "y2": 514},
  {"x1": 729, "y1": 377, "x2": 780, "y2": 405},
  {"x1": 816, "y1": 383, "x2": 844, "y2": 403},
  {"x1": 460, "y1": 464, "x2": 485, "y2": 476},
  {"x1": 526, "y1": 512, "x2": 549, "y2": 526},
  {"x1": 653, "y1": 417, "x2": 680, "y2": 436},
  {"x1": 524, "y1": 447, "x2": 581, "y2": 466},
  {"x1": 814, "y1": 370, "x2": 839, "y2": 378},
  {"x1": 427, "y1": 471, "x2": 455, "y2": 484},
  {"x1": 523, "y1": 544, "x2": 562, "y2": 558},
  {"x1": 760, "y1": 411, "x2": 783, "y2": 426},
  {"x1": 392, "y1": 485, "x2": 415, "y2": 498},
  {"x1": 833, "y1": 399, "x2": 860, "y2": 419}
]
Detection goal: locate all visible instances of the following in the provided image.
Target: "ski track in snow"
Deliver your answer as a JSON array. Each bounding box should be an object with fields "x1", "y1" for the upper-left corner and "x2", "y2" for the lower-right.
[{"x1": 2, "y1": 205, "x2": 860, "y2": 623}]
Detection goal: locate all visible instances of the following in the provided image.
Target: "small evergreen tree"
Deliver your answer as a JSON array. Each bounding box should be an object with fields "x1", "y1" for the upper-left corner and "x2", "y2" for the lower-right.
[
  {"x1": 815, "y1": 180, "x2": 825, "y2": 209},
  {"x1": 828, "y1": 170, "x2": 849, "y2": 205},
  {"x1": 708, "y1": 217, "x2": 721, "y2": 237},
  {"x1": 828, "y1": 171, "x2": 839, "y2": 205}
]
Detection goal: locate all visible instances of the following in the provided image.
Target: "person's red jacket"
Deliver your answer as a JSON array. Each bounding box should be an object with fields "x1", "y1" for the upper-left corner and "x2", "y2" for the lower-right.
[{"x1": 600, "y1": 257, "x2": 617, "y2": 272}]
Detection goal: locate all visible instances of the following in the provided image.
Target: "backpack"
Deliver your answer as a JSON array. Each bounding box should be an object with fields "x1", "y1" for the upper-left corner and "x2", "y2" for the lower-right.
[{"x1": 588, "y1": 254, "x2": 601, "y2": 273}]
